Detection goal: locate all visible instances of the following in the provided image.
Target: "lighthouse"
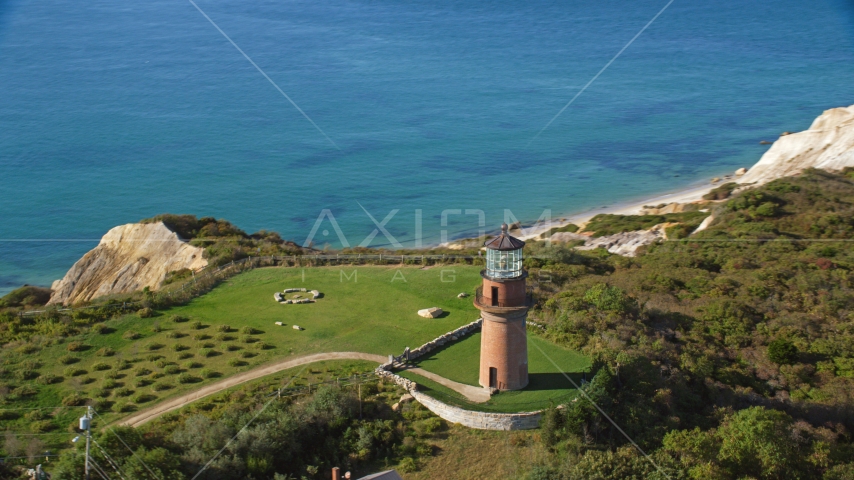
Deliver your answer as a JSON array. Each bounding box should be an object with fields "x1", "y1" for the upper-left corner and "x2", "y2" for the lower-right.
[{"x1": 474, "y1": 223, "x2": 531, "y2": 391}]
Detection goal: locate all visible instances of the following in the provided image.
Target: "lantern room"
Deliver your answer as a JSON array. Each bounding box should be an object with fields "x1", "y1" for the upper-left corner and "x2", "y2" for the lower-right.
[{"x1": 483, "y1": 223, "x2": 525, "y2": 280}]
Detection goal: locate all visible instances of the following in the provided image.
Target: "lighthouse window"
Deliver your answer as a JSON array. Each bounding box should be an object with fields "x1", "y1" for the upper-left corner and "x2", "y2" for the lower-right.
[{"x1": 486, "y1": 248, "x2": 523, "y2": 278}]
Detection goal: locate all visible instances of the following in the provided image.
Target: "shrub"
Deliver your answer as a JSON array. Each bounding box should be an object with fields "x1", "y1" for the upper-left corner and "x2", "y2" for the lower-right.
[
  {"x1": 16, "y1": 370, "x2": 39, "y2": 381},
  {"x1": 137, "y1": 307, "x2": 154, "y2": 318},
  {"x1": 92, "y1": 388, "x2": 111, "y2": 398},
  {"x1": 66, "y1": 342, "x2": 85, "y2": 352},
  {"x1": 171, "y1": 315, "x2": 189, "y2": 323},
  {"x1": 241, "y1": 326, "x2": 258, "y2": 335},
  {"x1": 134, "y1": 378, "x2": 152, "y2": 388},
  {"x1": 241, "y1": 335, "x2": 257, "y2": 344},
  {"x1": 145, "y1": 342, "x2": 164, "y2": 351},
  {"x1": 26, "y1": 410, "x2": 48, "y2": 421},
  {"x1": 240, "y1": 351, "x2": 256, "y2": 359},
  {"x1": 228, "y1": 358, "x2": 245, "y2": 367},
  {"x1": 191, "y1": 321, "x2": 203, "y2": 330},
  {"x1": 123, "y1": 331, "x2": 140, "y2": 340},
  {"x1": 154, "y1": 360, "x2": 168, "y2": 369},
  {"x1": 91, "y1": 323, "x2": 109, "y2": 334},
  {"x1": 30, "y1": 420, "x2": 55, "y2": 433},
  {"x1": 13, "y1": 385, "x2": 37, "y2": 397},
  {"x1": 199, "y1": 341, "x2": 215, "y2": 349},
  {"x1": 171, "y1": 343, "x2": 188, "y2": 352},
  {"x1": 199, "y1": 349, "x2": 214, "y2": 358},
  {"x1": 224, "y1": 344, "x2": 241, "y2": 351},
  {"x1": 114, "y1": 387, "x2": 134, "y2": 397},
  {"x1": 97, "y1": 347, "x2": 116, "y2": 357},
  {"x1": 216, "y1": 324, "x2": 231, "y2": 332},
  {"x1": 152, "y1": 322, "x2": 162, "y2": 333},
  {"x1": 63, "y1": 367, "x2": 87, "y2": 377},
  {"x1": 58, "y1": 355, "x2": 79, "y2": 365},
  {"x1": 112, "y1": 402, "x2": 136, "y2": 413},
  {"x1": 254, "y1": 342, "x2": 273, "y2": 350},
  {"x1": 132, "y1": 393, "x2": 156, "y2": 403},
  {"x1": 104, "y1": 369, "x2": 120, "y2": 379},
  {"x1": 177, "y1": 352, "x2": 193, "y2": 360},
  {"x1": 92, "y1": 362, "x2": 111, "y2": 371},
  {"x1": 214, "y1": 333, "x2": 231, "y2": 341},
  {"x1": 37, "y1": 374, "x2": 61, "y2": 385},
  {"x1": 115, "y1": 360, "x2": 131, "y2": 371},
  {"x1": 134, "y1": 368, "x2": 152, "y2": 377},
  {"x1": 165, "y1": 331, "x2": 180, "y2": 339},
  {"x1": 414, "y1": 417, "x2": 443, "y2": 435},
  {"x1": 184, "y1": 361, "x2": 203, "y2": 369},
  {"x1": 178, "y1": 373, "x2": 200, "y2": 384},
  {"x1": 21, "y1": 359, "x2": 41, "y2": 370},
  {"x1": 200, "y1": 369, "x2": 218, "y2": 379},
  {"x1": 398, "y1": 457, "x2": 417, "y2": 474},
  {"x1": 152, "y1": 382, "x2": 172, "y2": 392},
  {"x1": 0, "y1": 410, "x2": 19, "y2": 420},
  {"x1": 768, "y1": 339, "x2": 798, "y2": 365},
  {"x1": 61, "y1": 393, "x2": 86, "y2": 407},
  {"x1": 102, "y1": 379, "x2": 118, "y2": 389},
  {"x1": 163, "y1": 365, "x2": 180, "y2": 375},
  {"x1": 146, "y1": 354, "x2": 164, "y2": 362},
  {"x1": 16, "y1": 343, "x2": 39, "y2": 354},
  {"x1": 703, "y1": 182, "x2": 739, "y2": 200}
]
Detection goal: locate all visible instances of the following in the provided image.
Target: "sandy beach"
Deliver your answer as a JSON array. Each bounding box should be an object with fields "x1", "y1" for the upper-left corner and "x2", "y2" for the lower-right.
[{"x1": 514, "y1": 179, "x2": 722, "y2": 242}]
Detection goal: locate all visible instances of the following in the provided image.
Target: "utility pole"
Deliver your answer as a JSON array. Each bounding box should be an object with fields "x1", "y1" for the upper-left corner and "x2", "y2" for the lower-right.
[{"x1": 79, "y1": 406, "x2": 92, "y2": 480}]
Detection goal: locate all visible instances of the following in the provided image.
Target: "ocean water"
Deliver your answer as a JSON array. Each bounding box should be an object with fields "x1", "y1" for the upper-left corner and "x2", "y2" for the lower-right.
[{"x1": 1, "y1": 0, "x2": 853, "y2": 294}]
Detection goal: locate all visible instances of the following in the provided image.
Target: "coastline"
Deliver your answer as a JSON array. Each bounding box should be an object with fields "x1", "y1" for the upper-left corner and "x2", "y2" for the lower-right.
[
  {"x1": 516, "y1": 179, "x2": 720, "y2": 242},
  {"x1": 436, "y1": 173, "x2": 730, "y2": 248}
]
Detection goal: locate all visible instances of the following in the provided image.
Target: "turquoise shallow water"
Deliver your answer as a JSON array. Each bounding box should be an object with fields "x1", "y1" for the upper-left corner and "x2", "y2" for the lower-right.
[{"x1": 1, "y1": 0, "x2": 854, "y2": 293}]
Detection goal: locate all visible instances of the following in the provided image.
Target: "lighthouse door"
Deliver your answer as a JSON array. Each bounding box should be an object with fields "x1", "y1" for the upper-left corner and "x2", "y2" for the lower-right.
[
  {"x1": 491, "y1": 286, "x2": 499, "y2": 306},
  {"x1": 489, "y1": 367, "x2": 497, "y2": 388}
]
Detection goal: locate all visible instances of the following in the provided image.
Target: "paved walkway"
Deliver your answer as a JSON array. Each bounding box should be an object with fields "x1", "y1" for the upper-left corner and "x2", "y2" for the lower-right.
[
  {"x1": 119, "y1": 352, "x2": 387, "y2": 427},
  {"x1": 399, "y1": 366, "x2": 491, "y2": 403}
]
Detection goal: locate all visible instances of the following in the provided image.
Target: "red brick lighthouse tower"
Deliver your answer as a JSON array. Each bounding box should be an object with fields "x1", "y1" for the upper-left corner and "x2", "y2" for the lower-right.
[{"x1": 474, "y1": 223, "x2": 530, "y2": 391}]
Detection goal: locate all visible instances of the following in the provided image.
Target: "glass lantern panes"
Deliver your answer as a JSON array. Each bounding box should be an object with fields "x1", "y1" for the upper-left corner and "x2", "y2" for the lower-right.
[{"x1": 485, "y1": 248, "x2": 523, "y2": 279}]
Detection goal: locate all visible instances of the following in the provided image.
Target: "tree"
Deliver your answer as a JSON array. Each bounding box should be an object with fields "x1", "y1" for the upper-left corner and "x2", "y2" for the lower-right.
[
  {"x1": 716, "y1": 407, "x2": 798, "y2": 479},
  {"x1": 767, "y1": 339, "x2": 798, "y2": 365}
]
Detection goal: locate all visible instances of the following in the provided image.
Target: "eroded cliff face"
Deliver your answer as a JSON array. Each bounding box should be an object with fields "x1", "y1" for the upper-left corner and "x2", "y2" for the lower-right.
[
  {"x1": 48, "y1": 222, "x2": 208, "y2": 306},
  {"x1": 738, "y1": 104, "x2": 854, "y2": 185}
]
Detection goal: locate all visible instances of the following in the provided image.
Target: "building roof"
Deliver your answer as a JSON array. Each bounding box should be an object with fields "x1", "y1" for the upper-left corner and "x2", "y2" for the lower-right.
[
  {"x1": 357, "y1": 470, "x2": 403, "y2": 480},
  {"x1": 484, "y1": 223, "x2": 526, "y2": 251}
]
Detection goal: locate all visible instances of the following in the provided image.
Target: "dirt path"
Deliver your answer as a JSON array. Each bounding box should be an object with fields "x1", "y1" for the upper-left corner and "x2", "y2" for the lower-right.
[
  {"x1": 118, "y1": 352, "x2": 387, "y2": 427},
  {"x1": 400, "y1": 366, "x2": 491, "y2": 403}
]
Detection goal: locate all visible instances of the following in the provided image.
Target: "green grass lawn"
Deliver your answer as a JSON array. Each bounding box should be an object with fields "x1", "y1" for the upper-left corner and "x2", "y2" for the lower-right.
[
  {"x1": 404, "y1": 332, "x2": 591, "y2": 412},
  {"x1": 0, "y1": 264, "x2": 588, "y2": 445},
  {"x1": 0, "y1": 266, "x2": 484, "y2": 431}
]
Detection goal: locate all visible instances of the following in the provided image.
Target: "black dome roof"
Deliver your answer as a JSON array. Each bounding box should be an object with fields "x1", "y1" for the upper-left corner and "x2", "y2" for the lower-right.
[{"x1": 484, "y1": 223, "x2": 526, "y2": 251}]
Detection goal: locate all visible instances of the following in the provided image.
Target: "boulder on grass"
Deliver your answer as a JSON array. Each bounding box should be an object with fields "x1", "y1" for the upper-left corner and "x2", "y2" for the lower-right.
[
  {"x1": 293, "y1": 325, "x2": 302, "y2": 331},
  {"x1": 417, "y1": 307, "x2": 443, "y2": 318}
]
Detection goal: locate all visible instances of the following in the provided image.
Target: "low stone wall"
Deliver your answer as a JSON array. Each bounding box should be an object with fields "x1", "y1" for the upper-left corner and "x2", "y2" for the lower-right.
[
  {"x1": 374, "y1": 317, "x2": 541, "y2": 431},
  {"x1": 407, "y1": 318, "x2": 483, "y2": 361},
  {"x1": 374, "y1": 367, "x2": 417, "y2": 391},
  {"x1": 411, "y1": 391, "x2": 541, "y2": 430}
]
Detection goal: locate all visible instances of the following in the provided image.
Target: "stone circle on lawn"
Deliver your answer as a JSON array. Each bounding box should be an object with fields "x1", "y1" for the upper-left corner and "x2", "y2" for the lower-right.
[{"x1": 274, "y1": 288, "x2": 322, "y2": 304}]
